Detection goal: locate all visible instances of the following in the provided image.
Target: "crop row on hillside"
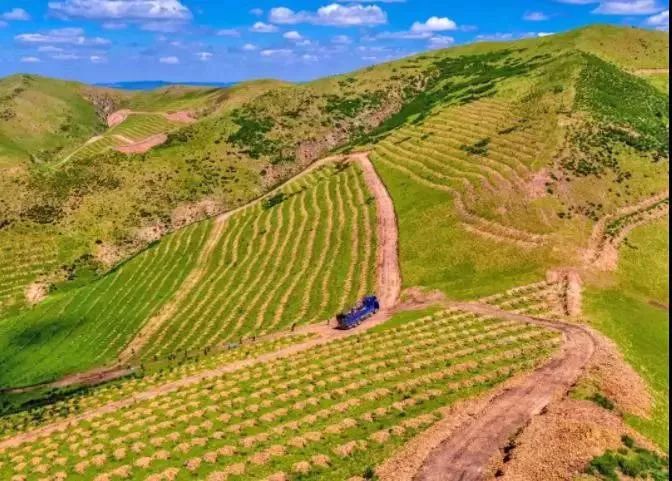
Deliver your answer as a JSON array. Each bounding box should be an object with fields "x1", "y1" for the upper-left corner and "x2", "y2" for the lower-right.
[
  {"x1": 0, "y1": 308, "x2": 560, "y2": 481},
  {"x1": 140, "y1": 161, "x2": 377, "y2": 361},
  {"x1": 0, "y1": 221, "x2": 212, "y2": 388}
]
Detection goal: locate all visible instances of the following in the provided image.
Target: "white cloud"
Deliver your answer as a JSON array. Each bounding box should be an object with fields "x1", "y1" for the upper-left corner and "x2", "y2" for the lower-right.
[
  {"x1": 260, "y1": 48, "x2": 292, "y2": 56},
  {"x1": 283, "y1": 30, "x2": 303, "y2": 40},
  {"x1": 102, "y1": 21, "x2": 127, "y2": 29},
  {"x1": 331, "y1": 34, "x2": 351, "y2": 44},
  {"x1": 410, "y1": 16, "x2": 457, "y2": 33},
  {"x1": 250, "y1": 21, "x2": 278, "y2": 32},
  {"x1": 645, "y1": 8, "x2": 668, "y2": 28},
  {"x1": 20, "y1": 56, "x2": 41, "y2": 63},
  {"x1": 159, "y1": 55, "x2": 179, "y2": 64},
  {"x1": 269, "y1": 4, "x2": 387, "y2": 27},
  {"x1": 196, "y1": 51, "x2": 213, "y2": 61},
  {"x1": 593, "y1": 0, "x2": 662, "y2": 14},
  {"x1": 217, "y1": 28, "x2": 240, "y2": 36},
  {"x1": 302, "y1": 53, "x2": 318, "y2": 61},
  {"x1": 523, "y1": 11, "x2": 550, "y2": 21},
  {"x1": 48, "y1": 0, "x2": 192, "y2": 21},
  {"x1": 428, "y1": 35, "x2": 454, "y2": 49},
  {"x1": 90, "y1": 55, "x2": 107, "y2": 63},
  {"x1": 537, "y1": 31, "x2": 555, "y2": 36},
  {"x1": 15, "y1": 28, "x2": 110, "y2": 46},
  {"x1": 2, "y1": 8, "x2": 31, "y2": 21},
  {"x1": 37, "y1": 45, "x2": 64, "y2": 52},
  {"x1": 52, "y1": 53, "x2": 80, "y2": 60},
  {"x1": 242, "y1": 43, "x2": 258, "y2": 51}
]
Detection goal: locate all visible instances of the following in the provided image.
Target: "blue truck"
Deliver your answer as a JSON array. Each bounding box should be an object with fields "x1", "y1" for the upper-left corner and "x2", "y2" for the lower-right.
[{"x1": 335, "y1": 295, "x2": 380, "y2": 329}]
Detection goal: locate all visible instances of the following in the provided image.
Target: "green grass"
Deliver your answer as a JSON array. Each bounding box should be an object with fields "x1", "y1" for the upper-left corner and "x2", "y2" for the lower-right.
[
  {"x1": 0, "y1": 220, "x2": 212, "y2": 388},
  {"x1": 141, "y1": 162, "x2": 377, "y2": 360},
  {"x1": 583, "y1": 219, "x2": 669, "y2": 451},
  {"x1": 372, "y1": 158, "x2": 559, "y2": 299},
  {"x1": 0, "y1": 308, "x2": 559, "y2": 481}
]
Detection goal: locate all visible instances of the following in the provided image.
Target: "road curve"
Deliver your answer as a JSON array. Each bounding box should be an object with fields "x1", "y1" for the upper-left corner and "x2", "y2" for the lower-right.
[{"x1": 414, "y1": 302, "x2": 596, "y2": 481}]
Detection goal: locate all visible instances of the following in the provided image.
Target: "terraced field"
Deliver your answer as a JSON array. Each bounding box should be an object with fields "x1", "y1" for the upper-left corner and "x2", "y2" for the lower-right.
[
  {"x1": 0, "y1": 237, "x2": 58, "y2": 312},
  {"x1": 58, "y1": 114, "x2": 184, "y2": 165},
  {"x1": 479, "y1": 280, "x2": 564, "y2": 319},
  {"x1": 0, "y1": 221, "x2": 212, "y2": 388},
  {"x1": 137, "y1": 161, "x2": 377, "y2": 361},
  {"x1": 370, "y1": 99, "x2": 554, "y2": 248},
  {"x1": 0, "y1": 308, "x2": 560, "y2": 481}
]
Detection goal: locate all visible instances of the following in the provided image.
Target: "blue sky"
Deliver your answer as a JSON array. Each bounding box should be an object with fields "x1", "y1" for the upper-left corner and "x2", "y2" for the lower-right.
[{"x1": 0, "y1": 0, "x2": 668, "y2": 83}]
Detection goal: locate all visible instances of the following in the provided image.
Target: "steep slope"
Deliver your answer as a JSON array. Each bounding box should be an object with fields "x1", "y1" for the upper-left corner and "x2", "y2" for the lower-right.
[{"x1": 0, "y1": 75, "x2": 109, "y2": 166}]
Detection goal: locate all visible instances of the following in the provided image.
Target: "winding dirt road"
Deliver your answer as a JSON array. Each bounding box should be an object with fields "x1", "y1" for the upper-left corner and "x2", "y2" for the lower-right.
[{"x1": 414, "y1": 302, "x2": 595, "y2": 481}]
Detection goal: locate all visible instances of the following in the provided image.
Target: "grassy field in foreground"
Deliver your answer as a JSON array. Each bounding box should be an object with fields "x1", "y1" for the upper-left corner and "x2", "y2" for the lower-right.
[
  {"x1": 584, "y1": 218, "x2": 669, "y2": 451},
  {"x1": 0, "y1": 308, "x2": 559, "y2": 481}
]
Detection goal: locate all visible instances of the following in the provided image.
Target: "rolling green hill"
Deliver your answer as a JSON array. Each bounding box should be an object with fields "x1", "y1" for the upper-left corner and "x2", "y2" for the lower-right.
[{"x1": 0, "y1": 24, "x2": 667, "y2": 400}]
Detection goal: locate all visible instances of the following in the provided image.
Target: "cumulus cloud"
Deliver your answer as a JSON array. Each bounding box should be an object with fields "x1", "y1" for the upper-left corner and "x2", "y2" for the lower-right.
[
  {"x1": 410, "y1": 16, "x2": 457, "y2": 32},
  {"x1": 283, "y1": 30, "x2": 303, "y2": 40},
  {"x1": 20, "y1": 56, "x2": 41, "y2": 63},
  {"x1": 646, "y1": 8, "x2": 669, "y2": 28},
  {"x1": 196, "y1": 51, "x2": 213, "y2": 61},
  {"x1": 159, "y1": 55, "x2": 179, "y2": 63},
  {"x1": 48, "y1": 0, "x2": 191, "y2": 20},
  {"x1": 593, "y1": 0, "x2": 662, "y2": 14},
  {"x1": 269, "y1": 4, "x2": 387, "y2": 27},
  {"x1": 52, "y1": 53, "x2": 80, "y2": 60},
  {"x1": 15, "y1": 27, "x2": 110, "y2": 46},
  {"x1": 250, "y1": 21, "x2": 278, "y2": 32},
  {"x1": 523, "y1": 11, "x2": 550, "y2": 21},
  {"x1": 260, "y1": 48, "x2": 292, "y2": 56},
  {"x1": 2, "y1": 8, "x2": 31, "y2": 21},
  {"x1": 242, "y1": 43, "x2": 258, "y2": 51}
]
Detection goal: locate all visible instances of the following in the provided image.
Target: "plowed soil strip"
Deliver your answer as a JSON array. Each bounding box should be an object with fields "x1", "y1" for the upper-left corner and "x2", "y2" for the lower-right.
[{"x1": 413, "y1": 302, "x2": 595, "y2": 481}]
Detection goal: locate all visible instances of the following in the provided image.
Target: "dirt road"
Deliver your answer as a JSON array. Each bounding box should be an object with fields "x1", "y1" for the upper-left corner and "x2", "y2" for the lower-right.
[
  {"x1": 352, "y1": 152, "x2": 401, "y2": 309},
  {"x1": 0, "y1": 152, "x2": 405, "y2": 449},
  {"x1": 414, "y1": 302, "x2": 595, "y2": 481}
]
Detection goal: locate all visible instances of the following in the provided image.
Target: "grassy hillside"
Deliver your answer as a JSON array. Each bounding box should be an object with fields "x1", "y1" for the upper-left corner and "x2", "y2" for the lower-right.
[
  {"x1": 0, "y1": 75, "x2": 107, "y2": 166},
  {"x1": 0, "y1": 159, "x2": 376, "y2": 387},
  {"x1": 584, "y1": 218, "x2": 669, "y2": 450},
  {"x1": 0, "y1": 24, "x2": 667, "y2": 387}
]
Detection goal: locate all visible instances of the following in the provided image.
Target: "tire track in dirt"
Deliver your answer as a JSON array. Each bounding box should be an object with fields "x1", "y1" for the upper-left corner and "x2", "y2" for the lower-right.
[{"x1": 412, "y1": 302, "x2": 595, "y2": 481}]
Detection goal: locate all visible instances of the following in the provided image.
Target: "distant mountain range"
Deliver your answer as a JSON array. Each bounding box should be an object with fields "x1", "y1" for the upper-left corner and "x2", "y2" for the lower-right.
[{"x1": 96, "y1": 80, "x2": 237, "y2": 90}]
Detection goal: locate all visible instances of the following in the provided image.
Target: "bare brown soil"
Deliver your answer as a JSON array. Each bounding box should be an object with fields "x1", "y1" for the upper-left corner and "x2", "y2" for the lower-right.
[
  {"x1": 413, "y1": 302, "x2": 595, "y2": 481},
  {"x1": 114, "y1": 133, "x2": 167, "y2": 154},
  {"x1": 106, "y1": 109, "x2": 131, "y2": 127},
  {"x1": 164, "y1": 111, "x2": 197, "y2": 123},
  {"x1": 24, "y1": 281, "x2": 48, "y2": 305},
  {"x1": 483, "y1": 399, "x2": 656, "y2": 481}
]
